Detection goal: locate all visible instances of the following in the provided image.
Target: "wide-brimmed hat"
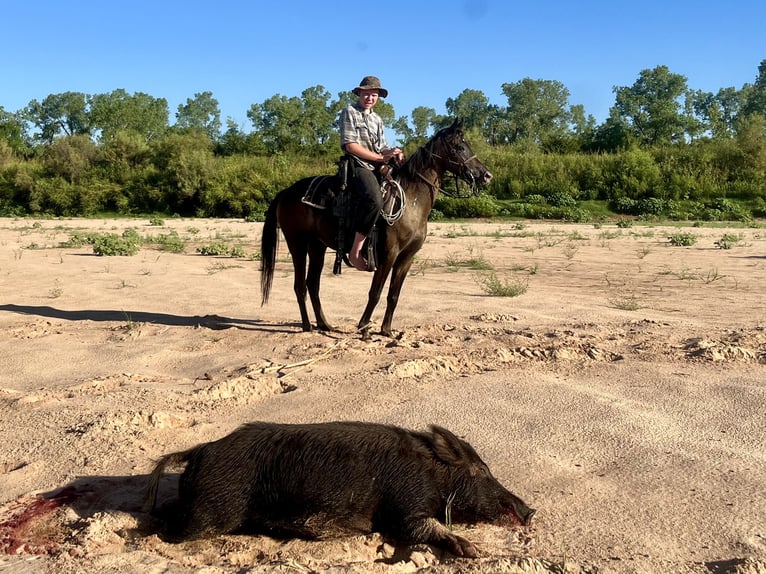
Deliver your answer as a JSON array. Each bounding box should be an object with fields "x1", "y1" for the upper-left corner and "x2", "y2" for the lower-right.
[{"x1": 352, "y1": 76, "x2": 388, "y2": 98}]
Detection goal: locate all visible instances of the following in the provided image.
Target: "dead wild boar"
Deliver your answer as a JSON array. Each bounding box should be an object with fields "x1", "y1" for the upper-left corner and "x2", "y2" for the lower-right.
[{"x1": 145, "y1": 421, "x2": 535, "y2": 557}]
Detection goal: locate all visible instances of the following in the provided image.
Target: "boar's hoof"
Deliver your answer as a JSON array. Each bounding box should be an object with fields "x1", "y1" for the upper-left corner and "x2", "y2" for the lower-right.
[{"x1": 449, "y1": 534, "x2": 478, "y2": 558}]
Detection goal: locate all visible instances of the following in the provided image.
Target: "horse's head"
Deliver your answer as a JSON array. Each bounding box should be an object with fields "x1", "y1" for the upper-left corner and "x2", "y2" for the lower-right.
[{"x1": 431, "y1": 118, "x2": 493, "y2": 189}]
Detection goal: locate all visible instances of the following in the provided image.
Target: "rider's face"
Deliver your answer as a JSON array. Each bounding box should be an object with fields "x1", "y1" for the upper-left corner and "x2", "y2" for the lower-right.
[{"x1": 358, "y1": 89, "x2": 380, "y2": 110}]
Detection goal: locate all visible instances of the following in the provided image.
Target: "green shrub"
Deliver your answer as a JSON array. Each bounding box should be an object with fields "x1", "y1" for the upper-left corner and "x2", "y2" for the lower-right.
[
  {"x1": 92, "y1": 232, "x2": 140, "y2": 256},
  {"x1": 667, "y1": 232, "x2": 697, "y2": 247}
]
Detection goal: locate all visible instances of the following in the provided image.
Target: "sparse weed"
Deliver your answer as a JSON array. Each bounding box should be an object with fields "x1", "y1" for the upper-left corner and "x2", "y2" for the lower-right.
[
  {"x1": 567, "y1": 230, "x2": 587, "y2": 241},
  {"x1": 197, "y1": 242, "x2": 237, "y2": 256},
  {"x1": 715, "y1": 233, "x2": 743, "y2": 249},
  {"x1": 610, "y1": 292, "x2": 642, "y2": 311},
  {"x1": 667, "y1": 232, "x2": 697, "y2": 247},
  {"x1": 562, "y1": 243, "x2": 579, "y2": 260},
  {"x1": 598, "y1": 230, "x2": 622, "y2": 240},
  {"x1": 207, "y1": 261, "x2": 244, "y2": 274},
  {"x1": 475, "y1": 271, "x2": 528, "y2": 297},
  {"x1": 636, "y1": 246, "x2": 652, "y2": 259},
  {"x1": 49, "y1": 279, "x2": 63, "y2": 299},
  {"x1": 701, "y1": 268, "x2": 725, "y2": 283}
]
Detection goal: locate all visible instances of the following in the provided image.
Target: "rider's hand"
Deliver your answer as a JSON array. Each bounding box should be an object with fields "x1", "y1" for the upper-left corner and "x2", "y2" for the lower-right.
[{"x1": 383, "y1": 148, "x2": 405, "y2": 164}]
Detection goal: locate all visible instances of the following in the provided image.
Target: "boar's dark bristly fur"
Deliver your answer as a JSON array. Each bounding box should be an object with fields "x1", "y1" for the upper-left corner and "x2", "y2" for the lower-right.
[{"x1": 145, "y1": 421, "x2": 535, "y2": 558}]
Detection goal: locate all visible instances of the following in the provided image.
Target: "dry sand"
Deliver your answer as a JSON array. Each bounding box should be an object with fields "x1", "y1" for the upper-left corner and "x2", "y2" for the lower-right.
[{"x1": 0, "y1": 216, "x2": 764, "y2": 574}]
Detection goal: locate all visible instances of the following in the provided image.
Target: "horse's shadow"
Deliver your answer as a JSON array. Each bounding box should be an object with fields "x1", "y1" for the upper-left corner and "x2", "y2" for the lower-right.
[{"x1": 0, "y1": 304, "x2": 297, "y2": 333}]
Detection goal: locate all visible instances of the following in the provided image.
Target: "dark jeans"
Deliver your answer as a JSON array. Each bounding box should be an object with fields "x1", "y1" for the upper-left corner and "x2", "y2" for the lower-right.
[{"x1": 352, "y1": 165, "x2": 382, "y2": 236}]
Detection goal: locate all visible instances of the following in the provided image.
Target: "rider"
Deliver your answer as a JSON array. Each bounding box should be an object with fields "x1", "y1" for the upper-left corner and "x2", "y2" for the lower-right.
[{"x1": 339, "y1": 75, "x2": 405, "y2": 271}]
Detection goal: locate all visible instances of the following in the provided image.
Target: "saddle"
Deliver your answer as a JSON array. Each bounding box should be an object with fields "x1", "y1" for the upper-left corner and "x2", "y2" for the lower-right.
[{"x1": 301, "y1": 156, "x2": 401, "y2": 275}]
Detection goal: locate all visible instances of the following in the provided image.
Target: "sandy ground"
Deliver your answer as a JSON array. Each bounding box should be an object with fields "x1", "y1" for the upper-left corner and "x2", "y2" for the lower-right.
[{"x1": 0, "y1": 216, "x2": 764, "y2": 574}]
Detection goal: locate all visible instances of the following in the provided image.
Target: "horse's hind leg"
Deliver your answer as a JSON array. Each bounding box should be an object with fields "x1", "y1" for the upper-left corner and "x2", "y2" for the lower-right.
[
  {"x1": 287, "y1": 239, "x2": 313, "y2": 332},
  {"x1": 306, "y1": 240, "x2": 332, "y2": 331}
]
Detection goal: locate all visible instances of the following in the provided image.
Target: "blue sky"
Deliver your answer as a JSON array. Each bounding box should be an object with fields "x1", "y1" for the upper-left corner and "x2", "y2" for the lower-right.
[{"x1": 3, "y1": 0, "x2": 765, "y2": 134}]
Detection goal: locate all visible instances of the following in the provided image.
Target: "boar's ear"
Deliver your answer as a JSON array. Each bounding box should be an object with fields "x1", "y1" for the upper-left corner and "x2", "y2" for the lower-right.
[{"x1": 429, "y1": 425, "x2": 469, "y2": 466}]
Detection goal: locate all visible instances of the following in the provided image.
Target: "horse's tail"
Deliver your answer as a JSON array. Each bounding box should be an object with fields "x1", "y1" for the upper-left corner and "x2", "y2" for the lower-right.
[{"x1": 260, "y1": 194, "x2": 280, "y2": 305}]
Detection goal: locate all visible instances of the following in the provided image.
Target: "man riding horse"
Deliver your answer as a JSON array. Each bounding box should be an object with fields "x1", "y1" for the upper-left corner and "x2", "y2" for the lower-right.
[{"x1": 338, "y1": 76, "x2": 405, "y2": 271}]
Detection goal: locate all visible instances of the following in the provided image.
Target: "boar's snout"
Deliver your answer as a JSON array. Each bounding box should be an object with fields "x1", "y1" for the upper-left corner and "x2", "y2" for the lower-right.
[
  {"x1": 501, "y1": 490, "x2": 536, "y2": 527},
  {"x1": 517, "y1": 505, "x2": 536, "y2": 527}
]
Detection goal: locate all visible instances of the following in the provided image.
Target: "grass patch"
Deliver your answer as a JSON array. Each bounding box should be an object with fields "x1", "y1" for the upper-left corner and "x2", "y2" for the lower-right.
[
  {"x1": 609, "y1": 292, "x2": 642, "y2": 311},
  {"x1": 475, "y1": 271, "x2": 528, "y2": 297},
  {"x1": 714, "y1": 232, "x2": 744, "y2": 249},
  {"x1": 667, "y1": 231, "x2": 697, "y2": 246}
]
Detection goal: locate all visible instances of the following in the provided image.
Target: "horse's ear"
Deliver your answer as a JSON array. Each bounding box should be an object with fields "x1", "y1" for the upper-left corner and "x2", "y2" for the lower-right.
[{"x1": 452, "y1": 117, "x2": 464, "y2": 130}]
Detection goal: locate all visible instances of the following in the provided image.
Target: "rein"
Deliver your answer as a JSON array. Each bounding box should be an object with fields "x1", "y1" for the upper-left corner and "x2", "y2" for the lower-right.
[{"x1": 412, "y1": 141, "x2": 479, "y2": 199}]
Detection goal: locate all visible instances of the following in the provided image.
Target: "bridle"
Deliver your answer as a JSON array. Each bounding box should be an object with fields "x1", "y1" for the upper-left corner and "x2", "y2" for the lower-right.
[{"x1": 415, "y1": 134, "x2": 481, "y2": 199}]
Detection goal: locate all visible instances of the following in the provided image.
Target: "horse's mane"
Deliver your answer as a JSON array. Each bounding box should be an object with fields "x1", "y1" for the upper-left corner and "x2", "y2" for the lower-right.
[{"x1": 396, "y1": 124, "x2": 456, "y2": 184}]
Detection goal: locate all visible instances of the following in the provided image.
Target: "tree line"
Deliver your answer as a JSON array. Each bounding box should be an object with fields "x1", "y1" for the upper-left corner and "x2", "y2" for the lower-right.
[{"x1": 1, "y1": 61, "x2": 765, "y2": 221}]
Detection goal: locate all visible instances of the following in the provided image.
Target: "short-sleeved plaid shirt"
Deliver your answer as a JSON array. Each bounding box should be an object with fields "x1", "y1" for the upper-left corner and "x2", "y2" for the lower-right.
[{"x1": 339, "y1": 103, "x2": 390, "y2": 170}]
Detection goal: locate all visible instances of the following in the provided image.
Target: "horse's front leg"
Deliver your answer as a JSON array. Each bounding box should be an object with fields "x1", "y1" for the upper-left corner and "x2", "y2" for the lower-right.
[
  {"x1": 357, "y1": 260, "x2": 394, "y2": 333},
  {"x1": 379, "y1": 253, "x2": 417, "y2": 337},
  {"x1": 306, "y1": 241, "x2": 332, "y2": 331}
]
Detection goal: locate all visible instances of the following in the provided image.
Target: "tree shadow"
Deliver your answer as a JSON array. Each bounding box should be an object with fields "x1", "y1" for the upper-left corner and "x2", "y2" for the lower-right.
[{"x1": 0, "y1": 304, "x2": 298, "y2": 333}]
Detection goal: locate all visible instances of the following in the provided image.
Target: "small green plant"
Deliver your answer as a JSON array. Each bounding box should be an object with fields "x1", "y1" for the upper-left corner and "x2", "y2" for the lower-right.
[
  {"x1": 92, "y1": 231, "x2": 140, "y2": 256},
  {"x1": 715, "y1": 233, "x2": 743, "y2": 249},
  {"x1": 207, "y1": 261, "x2": 244, "y2": 274},
  {"x1": 147, "y1": 230, "x2": 186, "y2": 253},
  {"x1": 667, "y1": 232, "x2": 697, "y2": 247},
  {"x1": 475, "y1": 271, "x2": 528, "y2": 297},
  {"x1": 636, "y1": 246, "x2": 652, "y2": 259},
  {"x1": 567, "y1": 230, "x2": 587, "y2": 241},
  {"x1": 701, "y1": 268, "x2": 725, "y2": 284},
  {"x1": 48, "y1": 279, "x2": 63, "y2": 299},
  {"x1": 610, "y1": 292, "x2": 641, "y2": 311},
  {"x1": 562, "y1": 243, "x2": 579, "y2": 260},
  {"x1": 148, "y1": 216, "x2": 165, "y2": 226},
  {"x1": 60, "y1": 231, "x2": 97, "y2": 248},
  {"x1": 197, "y1": 241, "x2": 233, "y2": 256},
  {"x1": 444, "y1": 248, "x2": 493, "y2": 271},
  {"x1": 616, "y1": 218, "x2": 633, "y2": 228},
  {"x1": 599, "y1": 230, "x2": 622, "y2": 240}
]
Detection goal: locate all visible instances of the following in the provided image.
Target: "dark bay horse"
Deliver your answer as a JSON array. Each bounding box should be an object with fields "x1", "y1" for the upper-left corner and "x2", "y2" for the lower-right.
[{"x1": 260, "y1": 119, "x2": 492, "y2": 336}]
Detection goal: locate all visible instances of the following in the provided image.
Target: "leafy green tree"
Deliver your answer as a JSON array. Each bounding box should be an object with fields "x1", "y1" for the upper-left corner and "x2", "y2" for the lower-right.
[
  {"x1": 175, "y1": 91, "x2": 222, "y2": 141},
  {"x1": 585, "y1": 110, "x2": 634, "y2": 152},
  {"x1": 151, "y1": 130, "x2": 215, "y2": 213},
  {"x1": 215, "y1": 118, "x2": 266, "y2": 156},
  {"x1": 24, "y1": 92, "x2": 90, "y2": 143},
  {"x1": 612, "y1": 65, "x2": 691, "y2": 146},
  {"x1": 411, "y1": 106, "x2": 436, "y2": 139},
  {"x1": 42, "y1": 134, "x2": 98, "y2": 184},
  {"x1": 300, "y1": 85, "x2": 340, "y2": 151},
  {"x1": 393, "y1": 106, "x2": 436, "y2": 147},
  {"x1": 0, "y1": 107, "x2": 30, "y2": 156},
  {"x1": 501, "y1": 78, "x2": 572, "y2": 147},
  {"x1": 89, "y1": 89, "x2": 169, "y2": 141},
  {"x1": 445, "y1": 89, "x2": 490, "y2": 131},
  {"x1": 392, "y1": 116, "x2": 414, "y2": 146},
  {"x1": 248, "y1": 93, "x2": 304, "y2": 153},
  {"x1": 742, "y1": 59, "x2": 766, "y2": 118},
  {"x1": 692, "y1": 87, "x2": 744, "y2": 139}
]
